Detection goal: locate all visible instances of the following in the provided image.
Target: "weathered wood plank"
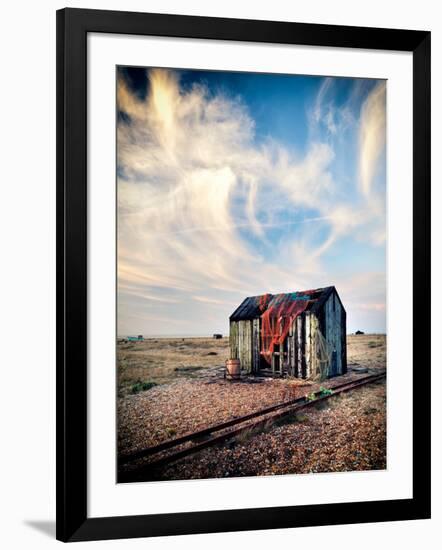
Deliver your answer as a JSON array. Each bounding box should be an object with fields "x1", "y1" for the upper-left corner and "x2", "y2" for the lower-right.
[
  {"x1": 229, "y1": 321, "x2": 238, "y2": 360},
  {"x1": 297, "y1": 315, "x2": 303, "y2": 378},
  {"x1": 289, "y1": 319, "x2": 295, "y2": 375},
  {"x1": 240, "y1": 321, "x2": 243, "y2": 366},
  {"x1": 243, "y1": 321, "x2": 247, "y2": 372},
  {"x1": 335, "y1": 293, "x2": 342, "y2": 374},
  {"x1": 292, "y1": 322, "x2": 296, "y2": 375},
  {"x1": 237, "y1": 320, "x2": 253, "y2": 373},
  {"x1": 310, "y1": 313, "x2": 318, "y2": 379},
  {"x1": 305, "y1": 312, "x2": 311, "y2": 378},
  {"x1": 246, "y1": 320, "x2": 252, "y2": 373},
  {"x1": 287, "y1": 336, "x2": 291, "y2": 374},
  {"x1": 331, "y1": 292, "x2": 338, "y2": 376},
  {"x1": 252, "y1": 318, "x2": 259, "y2": 373},
  {"x1": 241, "y1": 320, "x2": 247, "y2": 373},
  {"x1": 287, "y1": 321, "x2": 292, "y2": 375},
  {"x1": 240, "y1": 320, "x2": 244, "y2": 371},
  {"x1": 342, "y1": 307, "x2": 347, "y2": 374},
  {"x1": 325, "y1": 294, "x2": 334, "y2": 375}
]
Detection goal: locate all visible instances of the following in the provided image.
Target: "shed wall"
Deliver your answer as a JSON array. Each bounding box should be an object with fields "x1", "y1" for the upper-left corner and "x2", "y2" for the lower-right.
[
  {"x1": 229, "y1": 320, "x2": 253, "y2": 373},
  {"x1": 323, "y1": 291, "x2": 346, "y2": 376}
]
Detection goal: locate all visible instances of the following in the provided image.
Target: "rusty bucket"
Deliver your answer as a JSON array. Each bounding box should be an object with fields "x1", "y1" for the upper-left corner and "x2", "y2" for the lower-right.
[{"x1": 225, "y1": 359, "x2": 241, "y2": 380}]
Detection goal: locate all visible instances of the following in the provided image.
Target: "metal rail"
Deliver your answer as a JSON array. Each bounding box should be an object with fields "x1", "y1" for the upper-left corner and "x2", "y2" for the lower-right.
[{"x1": 118, "y1": 371, "x2": 385, "y2": 481}]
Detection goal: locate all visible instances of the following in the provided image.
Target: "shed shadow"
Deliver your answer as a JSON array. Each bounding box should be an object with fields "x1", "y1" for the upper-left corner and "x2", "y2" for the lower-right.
[{"x1": 24, "y1": 520, "x2": 56, "y2": 538}]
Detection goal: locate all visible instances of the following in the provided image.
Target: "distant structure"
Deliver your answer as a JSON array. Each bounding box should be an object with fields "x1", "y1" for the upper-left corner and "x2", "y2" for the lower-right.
[
  {"x1": 229, "y1": 286, "x2": 347, "y2": 379},
  {"x1": 127, "y1": 335, "x2": 144, "y2": 342},
  {"x1": 213, "y1": 333, "x2": 223, "y2": 339},
  {"x1": 355, "y1": 330, "x2": 365, "y2": 335}
]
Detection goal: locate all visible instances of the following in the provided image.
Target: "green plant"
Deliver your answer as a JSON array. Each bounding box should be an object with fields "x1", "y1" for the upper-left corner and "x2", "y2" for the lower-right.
[
  {"x1": 306, "y1": 392, "x2": 317, "y2": 402},
  {"x1": 368, "y1": 341, "x2": 381, "y2": 348},
  {"x1": 235, "y1": 420, "x2": 273, "y2": 445},
  {"x1": 234, "y1": 425, "x2": 257, "y2": 445},
  {"x1": 294, "y1": 413, "x2": 309, "y2": 423},
  {"x1": 319, "y1": 386, "x2": 333, "y2": 397},
  {"x1": 131, "y1": 380, "x2": 158, "y2": 394}
]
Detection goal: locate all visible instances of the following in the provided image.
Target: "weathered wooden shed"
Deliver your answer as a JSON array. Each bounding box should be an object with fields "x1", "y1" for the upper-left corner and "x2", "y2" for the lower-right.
[{"x1": 229, "y1": 286, "x2": 346, "y2": 379}]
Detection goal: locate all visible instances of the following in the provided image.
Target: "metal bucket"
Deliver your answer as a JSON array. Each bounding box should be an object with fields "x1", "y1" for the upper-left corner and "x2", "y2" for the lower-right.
[{"x1": 225, "y1": 359, "x2": 241, "y2": 380}]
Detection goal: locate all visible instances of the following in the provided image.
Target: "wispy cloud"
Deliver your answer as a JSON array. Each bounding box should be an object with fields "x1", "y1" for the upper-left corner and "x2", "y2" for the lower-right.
[
  {"x1": 359, "y1": 81, "x2": 386, "y2": 197},
  {"x1": 310, "y1": 77, "x2": 355, "y2": 137},
  {"x1": 152, "y1": 215, "x2": 333, "y2": 238}
]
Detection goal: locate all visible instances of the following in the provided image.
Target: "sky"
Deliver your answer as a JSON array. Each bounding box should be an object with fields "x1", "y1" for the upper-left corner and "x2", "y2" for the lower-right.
[{"x1": 117, "y1": 67, "x2": 386, "y2": 336}]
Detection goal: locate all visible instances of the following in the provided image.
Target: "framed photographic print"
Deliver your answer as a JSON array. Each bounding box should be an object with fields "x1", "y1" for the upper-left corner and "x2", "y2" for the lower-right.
[{"x1": 56, "y1": 8, "x2": 431, "y2": 542}]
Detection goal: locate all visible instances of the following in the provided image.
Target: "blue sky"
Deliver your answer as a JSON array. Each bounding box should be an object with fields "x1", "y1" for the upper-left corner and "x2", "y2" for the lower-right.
[{"x1": 117, "y1": 67, "x2": 386, "y2": 336}]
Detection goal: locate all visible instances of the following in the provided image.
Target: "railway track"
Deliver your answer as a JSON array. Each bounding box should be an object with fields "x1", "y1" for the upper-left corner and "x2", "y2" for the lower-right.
[{"x1": 118, "y1": 371, "x2": 385, "y2": 482}]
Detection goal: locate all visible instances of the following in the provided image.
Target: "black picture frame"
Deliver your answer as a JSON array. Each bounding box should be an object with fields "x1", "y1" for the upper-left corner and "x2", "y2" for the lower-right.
[{"x1": 56, "y1": 7, "x2": 431, "y2": 542}]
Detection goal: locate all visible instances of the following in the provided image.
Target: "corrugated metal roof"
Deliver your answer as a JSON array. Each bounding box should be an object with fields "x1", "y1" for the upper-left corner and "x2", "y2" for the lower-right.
[
  {"x1": 230, "y1": 286, "x2": 336, "y2": 321},
  {"x1": 229, "y1": 295, "x2": 266, "y2": 322}
]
